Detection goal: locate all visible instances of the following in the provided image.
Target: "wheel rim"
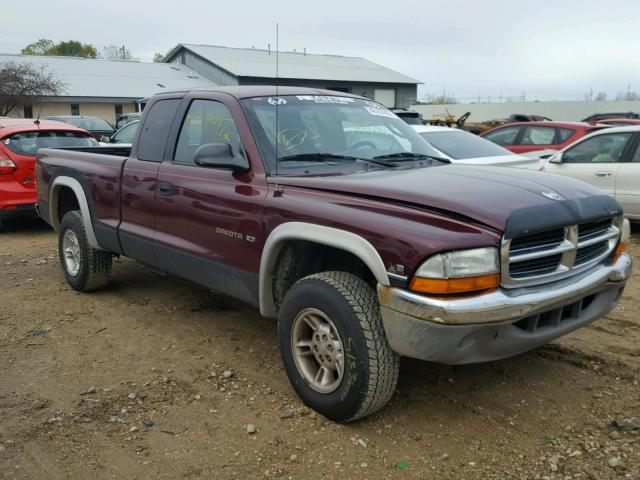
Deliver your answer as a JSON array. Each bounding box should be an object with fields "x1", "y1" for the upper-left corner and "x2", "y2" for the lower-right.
[
  {"x1": 291, "y1": 308, "x2": 345, "y2": 394},
  {"x1": 62, "y1": 229, "x2": 81, "y2": 277}
]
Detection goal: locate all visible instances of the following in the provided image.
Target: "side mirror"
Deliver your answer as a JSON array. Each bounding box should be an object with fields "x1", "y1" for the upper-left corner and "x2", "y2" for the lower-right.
[
  {"x1": 100, "y1": 135, "x2": 111, "y2": 143},
  {"x1": 193, "y1": 143, "x2": 249, "y2": 173},
  {"x1": 548, "y1": 152, "x2": 562, "y2": 164}
]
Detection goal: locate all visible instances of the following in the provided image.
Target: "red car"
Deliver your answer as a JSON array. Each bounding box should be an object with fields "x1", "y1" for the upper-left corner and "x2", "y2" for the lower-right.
[
  {"x1": 481, "y1": 121, "x2": 608, "y2": 156},
  {"x1": 0, "y1": 119, "x2": 96, "y2": 229}
]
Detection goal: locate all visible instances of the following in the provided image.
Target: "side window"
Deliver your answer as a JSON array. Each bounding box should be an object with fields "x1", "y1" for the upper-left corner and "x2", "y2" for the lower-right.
[
  {"x1": 556, "y1": 128, "x2": 575, "y2": 143},
  {"x1": 484, "y1": 126, "x2": 520, "y2": 146},
  {"x1": 563, "y1": 133, "x2": 633, "y2": 164},
  {"x1": 520, "y1": 126, "x2": 556, "y2": 145},
  {"x1": 631, "y1": 143, "x2": 640, "y2": 163},
  {"x1": 137, "y1": 99, "x2": 180, "y2": 162},
  {"x1": 174, "y1": 100, "x2": 241, "y2": 165},
  {"x1": 113, "y1": 122, "x2": 138, "y2": 144}
]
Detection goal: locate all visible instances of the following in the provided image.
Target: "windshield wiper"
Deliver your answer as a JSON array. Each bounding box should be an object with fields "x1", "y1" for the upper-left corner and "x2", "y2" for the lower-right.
[
  {"x1": 278, "y1": 153, "x2": 362, "y2": 163},
  {"x1": 278, "y1": 153, "x2": 397, "y2": 167},
  {"x1": 373, "y1": 152, "x2": 450, "y2": 163}
]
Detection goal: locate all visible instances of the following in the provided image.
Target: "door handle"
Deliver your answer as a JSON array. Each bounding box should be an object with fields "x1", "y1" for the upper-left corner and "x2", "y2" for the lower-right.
[
  {"x1": 595, "y1": 171, "x2": 612, "y2": 178},
  {"x1": 158, "y1": 181, "x2": 173, "y2": 195}
]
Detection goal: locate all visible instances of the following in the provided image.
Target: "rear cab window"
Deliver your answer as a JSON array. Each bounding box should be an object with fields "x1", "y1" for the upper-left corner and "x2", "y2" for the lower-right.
[{"x1": 2, "y1": 131, "x2": 96, "y2": 156}]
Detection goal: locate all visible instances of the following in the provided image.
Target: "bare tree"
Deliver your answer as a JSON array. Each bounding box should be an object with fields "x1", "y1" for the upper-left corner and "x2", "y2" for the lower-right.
[
  {"x1": 0, "y1": 61, "x2": 65, "y2": 116},
  {"x1": 102, "y1": 45, "x2": 136, "y2": 61}
]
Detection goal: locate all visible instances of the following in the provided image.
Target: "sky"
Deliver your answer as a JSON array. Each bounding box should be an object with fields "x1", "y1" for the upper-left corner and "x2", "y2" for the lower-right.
[{"x1": 2, "y1": 0, "x2": 639, "y2": 102}]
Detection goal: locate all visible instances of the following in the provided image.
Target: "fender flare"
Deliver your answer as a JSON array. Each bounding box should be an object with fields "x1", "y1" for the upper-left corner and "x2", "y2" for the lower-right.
[
  {"x1": 259, "y1": 222, "x2": 389, "y2": 318},
  {"x1": 49, "y1": 176, "x2": 103, "y2": 251}
]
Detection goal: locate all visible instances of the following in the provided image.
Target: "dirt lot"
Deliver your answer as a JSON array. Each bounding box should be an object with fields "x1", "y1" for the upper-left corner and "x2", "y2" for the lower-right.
[{"x1": 1, "y1": 219, "x2": 639, "y2": 480}]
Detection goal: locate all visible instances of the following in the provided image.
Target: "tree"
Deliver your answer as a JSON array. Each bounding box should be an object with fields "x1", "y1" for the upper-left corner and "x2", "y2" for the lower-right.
[
  {"x1": 0, "y1": 61, "x2": 65, "y2": 116},
  {"x1": 21, "y1": 38, "x2": 55, "y2": 56},
  {"x1": 21, "y1": 39, "x2": 97, "y2": 58},
  {"x1": 153, "y1": 50, "x2": 171, "y2": 63},
  {"x1": 55, "y1": 40, "x2": 97, "y2": 58},
  {"x1": 594, "y1": 92, "x2": 608, "y2": 101},
  {"x1": 102, "y1": 45, "x2": 136, "y2": 61}
]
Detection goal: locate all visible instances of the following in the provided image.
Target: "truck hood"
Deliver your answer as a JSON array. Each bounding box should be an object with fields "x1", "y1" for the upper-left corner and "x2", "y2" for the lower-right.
[{"x1": 276, "y1": 165, "x2": 620, "y2": 233}]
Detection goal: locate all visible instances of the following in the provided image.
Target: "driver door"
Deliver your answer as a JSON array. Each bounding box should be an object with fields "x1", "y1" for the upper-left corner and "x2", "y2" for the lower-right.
[
  {"x1": 154, "y1": 95, "x2": 268, "y2": 305},
  {"x1": 544, "y1": 132, "x2": 634, "y2": 196}
]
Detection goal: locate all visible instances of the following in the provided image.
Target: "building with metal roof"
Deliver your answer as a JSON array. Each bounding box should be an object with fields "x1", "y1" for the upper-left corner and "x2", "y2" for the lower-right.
[
  {"x1": 0, "y1": 53, "x2": 217, "y2": 123},
  {"x1": 163, "y1": 44, "x2": 420, "y2": 108}
]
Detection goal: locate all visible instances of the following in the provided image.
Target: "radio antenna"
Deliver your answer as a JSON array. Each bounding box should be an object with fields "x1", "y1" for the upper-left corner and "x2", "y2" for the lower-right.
[{"x1": 273, "y1": 22, "x2": 281, "y2": 195}]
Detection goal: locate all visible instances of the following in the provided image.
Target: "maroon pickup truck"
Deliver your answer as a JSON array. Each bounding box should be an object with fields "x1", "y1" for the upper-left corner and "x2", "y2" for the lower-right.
[{"x1": 36, "y1": 87, "x2": 632, "y2": 422}]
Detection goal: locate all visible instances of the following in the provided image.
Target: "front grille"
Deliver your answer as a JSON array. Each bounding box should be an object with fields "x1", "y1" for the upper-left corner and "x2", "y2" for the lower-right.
[
  {"x1": 502, "y1": 217, "x2": 620, "y2": 287},
  {"x1": 514, "y1": 294, "x2": 597, "y2": 332}
]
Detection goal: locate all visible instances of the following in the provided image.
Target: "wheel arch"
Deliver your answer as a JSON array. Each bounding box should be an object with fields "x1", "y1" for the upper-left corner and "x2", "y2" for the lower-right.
[
  {"x1": 259, "y1": 222, "x2": 389, "y2": 318},
  {"x1": 50, "y1": 176, "x2": 103, "y2": 251}
]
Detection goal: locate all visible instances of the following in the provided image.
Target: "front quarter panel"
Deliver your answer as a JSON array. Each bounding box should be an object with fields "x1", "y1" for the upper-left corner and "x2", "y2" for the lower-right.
[{"x1": 263, "y1": 185, "x2": 501, "y2": 282}]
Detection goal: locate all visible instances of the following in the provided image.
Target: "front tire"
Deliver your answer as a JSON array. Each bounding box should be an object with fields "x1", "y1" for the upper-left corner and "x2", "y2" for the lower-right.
[
  {"x1": 58, "y1": 210, "x2": 112, "y2": 292},
  {"x1": 278, "y1": 271, "x2": 399, "y2": 422}
]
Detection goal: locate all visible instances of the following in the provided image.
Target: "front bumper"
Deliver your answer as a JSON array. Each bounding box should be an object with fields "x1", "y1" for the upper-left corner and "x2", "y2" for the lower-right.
[{"x1": 378, "y1": 253, "x2": 631, "y2": 364}]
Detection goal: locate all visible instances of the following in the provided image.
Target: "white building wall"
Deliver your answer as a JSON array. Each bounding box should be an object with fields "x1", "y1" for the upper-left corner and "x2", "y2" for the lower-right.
[{"x1": 411, "y1": 100, "x2": 640, "y2": 123}]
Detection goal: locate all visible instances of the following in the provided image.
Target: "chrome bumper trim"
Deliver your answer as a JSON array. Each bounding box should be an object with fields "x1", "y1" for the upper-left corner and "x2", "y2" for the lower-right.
[{"x1": 378, "y1": 253, "x2": 631, "y2": 326}]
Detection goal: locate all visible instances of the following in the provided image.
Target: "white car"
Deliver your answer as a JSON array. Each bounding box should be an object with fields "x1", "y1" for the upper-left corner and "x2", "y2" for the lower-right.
[
  {"x1": 543, "y1": 125, "x2": 640, "y2": 220},
  {"x1": 411, "y1": 125, "x2": 541, "y2": 169}
]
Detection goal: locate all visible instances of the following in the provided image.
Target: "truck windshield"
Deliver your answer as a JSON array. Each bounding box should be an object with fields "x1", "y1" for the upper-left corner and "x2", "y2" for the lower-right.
[{"x1": 241, "y1": 95, "x2": 443, "y2": 173}]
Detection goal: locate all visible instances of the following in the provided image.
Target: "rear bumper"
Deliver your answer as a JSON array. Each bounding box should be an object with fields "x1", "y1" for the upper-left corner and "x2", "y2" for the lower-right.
[
  {"x1": 0, "y1": 203, "x2": 38, "y2": 220},
  {"x1": 378, "y1": 253, "x2": 631, "y2": 364}
]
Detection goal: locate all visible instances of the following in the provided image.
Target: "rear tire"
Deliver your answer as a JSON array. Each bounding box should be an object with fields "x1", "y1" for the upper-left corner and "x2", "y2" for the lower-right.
[
  {"x1": 58, "y1": 210, "x2": 112, "y2": 292},
  {"x1": 278, "y1": 271, "x2": 399, "y2": 422}
]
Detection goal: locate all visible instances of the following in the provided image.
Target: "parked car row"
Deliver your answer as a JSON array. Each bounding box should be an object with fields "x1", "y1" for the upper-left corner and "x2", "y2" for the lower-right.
[{"x1": 481, "y1": 121, "x2": 608, "y2": 159}]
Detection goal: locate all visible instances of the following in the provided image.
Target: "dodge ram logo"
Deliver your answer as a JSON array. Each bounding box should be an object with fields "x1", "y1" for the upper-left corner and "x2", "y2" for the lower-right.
[{"x1": 541, "y1": 191, "x2": 562, "y2": 200}]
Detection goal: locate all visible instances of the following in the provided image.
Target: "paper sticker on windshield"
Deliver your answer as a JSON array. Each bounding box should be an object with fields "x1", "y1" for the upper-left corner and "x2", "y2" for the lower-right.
[
  {"x1": 365, "y1": 106, "x2": 396, "y2": 118},
  {"x1": 296, "y1": 95, "x2": 355, "y2": 104},
  {"x1": 268, "y1": 97, "x2": 287, "y2": 105}
]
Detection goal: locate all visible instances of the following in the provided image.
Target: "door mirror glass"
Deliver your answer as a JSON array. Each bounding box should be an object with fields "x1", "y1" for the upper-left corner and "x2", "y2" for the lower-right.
[
  {"x1": 193, "y1": 143, "x2": 249, "y2": 172},
  {"x1": 100, "y1": 135, "x2": 111, "y2": 143}
]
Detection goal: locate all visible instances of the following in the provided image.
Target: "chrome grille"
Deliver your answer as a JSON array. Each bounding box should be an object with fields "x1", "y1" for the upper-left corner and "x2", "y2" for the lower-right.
[{"x1": 501, "y1": 217, "x2": 620, "y2": 287}]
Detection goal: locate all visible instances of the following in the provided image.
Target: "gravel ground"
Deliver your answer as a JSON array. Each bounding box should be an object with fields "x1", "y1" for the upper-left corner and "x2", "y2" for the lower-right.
[{"x1": 1, "y1": 218, "x2": 639, "y2": 480}]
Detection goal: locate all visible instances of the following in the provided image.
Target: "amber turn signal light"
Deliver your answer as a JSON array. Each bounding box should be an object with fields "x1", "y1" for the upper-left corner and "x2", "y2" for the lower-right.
[
  {"x1": 410, "y1": 273, "x2": 500, "y2": 295},
  {"x1": 612, "y1": 241, "x2": 628, "y2": 263}
]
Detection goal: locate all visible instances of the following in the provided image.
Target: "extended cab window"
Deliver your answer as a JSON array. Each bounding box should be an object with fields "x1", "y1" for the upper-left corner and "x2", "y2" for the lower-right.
[
  {"x1": 484, "y1": 126, "x2": 519, "y2": 146},
  {"x1": 174, "y1": 100, "x2": 241, "y2": 165},
  {"x1": 137, "y1": 99, "x2": 180, "y2": 161},
  {"x1": 563, "y1": 133, "x2": 632, "y2": 163}
]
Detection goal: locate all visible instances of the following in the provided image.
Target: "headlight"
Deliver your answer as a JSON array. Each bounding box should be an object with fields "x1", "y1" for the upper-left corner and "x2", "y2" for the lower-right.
[
  {"x1": 410, "y1": 247, "x2": 500, "y2": 295},
  {"x1": 613, "y1": 217, "x2": 630, "y2": 262}
]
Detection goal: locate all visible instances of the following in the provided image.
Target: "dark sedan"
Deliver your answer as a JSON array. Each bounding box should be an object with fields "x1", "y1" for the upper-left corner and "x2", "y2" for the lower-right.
[{"x1": 44, "y1": 115, "x2": 115, "y2": 140}]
